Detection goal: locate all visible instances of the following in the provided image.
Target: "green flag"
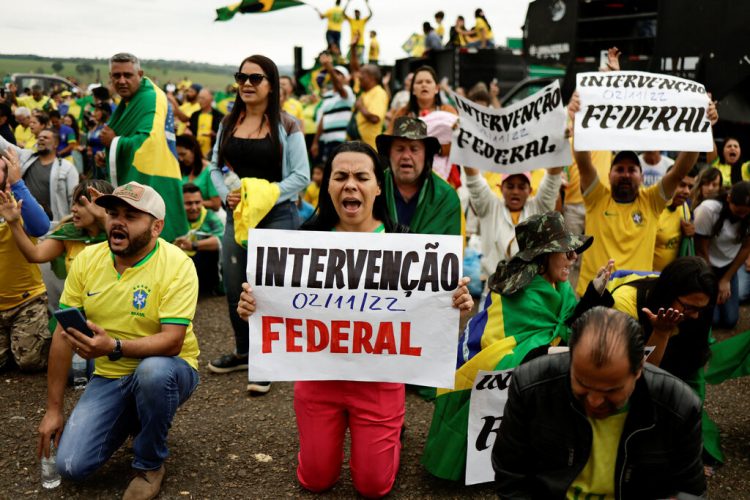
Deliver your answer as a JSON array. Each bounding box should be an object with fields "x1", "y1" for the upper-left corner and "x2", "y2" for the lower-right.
[
  {"x1": 106, "y1": 77, "x2": 189, "y2": 242},
  {"x1": 216, "y1": 0, "x2": 305, "y2": 21}
]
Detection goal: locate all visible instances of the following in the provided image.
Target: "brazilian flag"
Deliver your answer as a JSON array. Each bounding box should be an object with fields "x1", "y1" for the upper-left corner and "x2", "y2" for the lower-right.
[
  {"x1": 423, "y1": 275, "x2": 578, "y2": 480},
  {"x1": 106, "y1": 77, "x2": 189, "y2": 242},
  {"x1": 216, "y1": 0, "x2": 305, "y2": 21}
]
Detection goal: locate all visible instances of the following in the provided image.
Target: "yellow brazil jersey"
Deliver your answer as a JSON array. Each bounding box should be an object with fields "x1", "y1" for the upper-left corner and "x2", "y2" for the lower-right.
[
  {"x1": 712, "y1": 158, "x2": 750, "y2": 187},
  {"x1": 325, "y1": 6, "x2": 345, "y2": 32},
  {"x1": 17, "y1": 95, "x2": 56, "y2": 112},
  {"x1": 62, "y1": 240, "x2": 88, "y2": 273},
  {"x1": 282, "y1": 98, "x2": 305, "y2": 126},
  {"x1": 436, "y1": 22, "x2": 445, "y2": 39},
  {"x1": 653, "y1": 202, "x2": 690, "y2": 271},
  {"x1": 0, "y1": 222, "x2": 45, "y2": 310},
  {"x1": 368, "y1": 36, "x2": 380, "y2": 62},
  {"x1": 303, "y1": 182, "x2": 320, "y2": 208},
  {"x1": 567, "y1": 410, "x2": 629, "y2": 500},
  {"x1": 14, "y1": 124, "x2": 34, "y2": 148},
  {"x1": 196, "y1": 112, "x2": 214, "y2": 158},
  {"x1": 577, "y1": 179, "x2": 668, "y2": 296},
  {"x1": 566, "y1": 150, "x2": 613, "y2": 205},
  {"x1": 348, "y1": 17, "x2": 368, "y2": 47},
  {"x1": 177, "y1": 101, "x2": 200, "y2": 135},
  {"x1": 59, "y1": 239, "x2": 200, "y2": 378},
  {"x1": 356, "y1": 85, "x2": 389, "y2": 148}
]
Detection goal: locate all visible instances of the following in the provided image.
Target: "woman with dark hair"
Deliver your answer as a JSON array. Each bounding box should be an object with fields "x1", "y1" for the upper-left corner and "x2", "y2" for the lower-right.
[
  {"x1": 707, "y1": 136, "x2": 750, "y2": 187},
  {"x1": 176, "y1": 134, "x2": 220, "y2": 210},
  {"x1": 235, "y1": 141, "x2": 473, "y2": 497},
  {"x1": 0, "y1": 179, "x2": 114, "y2": 274},
  {"x1": 694, "y1": 181, "x2": 750, "y2": 328},
  {"x1": 690, "y1": 166, "x2": 724, "y2": 208},
  {"x1": 208, "y1": 54, "x2": 310, "y2": 387},
  {"x1": 86, "y1": 103, "x2": 111, "y2": 179},
  {"x1": 387, "y1": 65, "x2": 458, "y2": 182},
  {"x1": 467, "y1": 8, "x2": 495, "y2": 49}
]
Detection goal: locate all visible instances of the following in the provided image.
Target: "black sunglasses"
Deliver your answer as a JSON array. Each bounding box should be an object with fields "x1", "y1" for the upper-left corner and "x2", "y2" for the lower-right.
[{"x1": 234, "y1": 72, "x2": 267, "y2": 86}]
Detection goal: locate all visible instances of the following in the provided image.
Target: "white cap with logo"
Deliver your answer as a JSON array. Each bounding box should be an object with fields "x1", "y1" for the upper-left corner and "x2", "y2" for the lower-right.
[{"x1": 95, "y1": 181, "x2": 166, "y2": 220}]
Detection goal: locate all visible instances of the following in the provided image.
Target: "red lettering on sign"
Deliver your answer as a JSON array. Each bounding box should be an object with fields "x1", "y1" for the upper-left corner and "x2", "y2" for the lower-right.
[
  {"x1": 352, "y1": 321, "x2": 374, "y2": 354},
  {"x1": 373, "y1": 322, "x2": 397, "y2": 354},
  {"x1": 261, "y1": 316, "x2": 284, "y2": 353},
  {"x1": 306, "y1": 319, "x2": 329, "y2": 352},
  {"x1": 399, "y1": 322, "x2": 421, "y2": 356},
  {"x1": 330, "y1": 320, "x2": 350, "y2": 353},
  {"x1": 285, "y1": 318, "x2": 303, "y2": 352}
]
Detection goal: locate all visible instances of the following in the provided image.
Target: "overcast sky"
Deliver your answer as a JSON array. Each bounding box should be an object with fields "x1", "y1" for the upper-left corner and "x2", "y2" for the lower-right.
[{"x1": 2, "y1": 0, "x2": 530, "y2": 68}]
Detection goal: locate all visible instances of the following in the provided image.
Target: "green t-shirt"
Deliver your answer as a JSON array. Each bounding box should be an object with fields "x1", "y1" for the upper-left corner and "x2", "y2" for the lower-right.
[{"x1": 182, "y1": 168, "x2": 219, "y2": 201}]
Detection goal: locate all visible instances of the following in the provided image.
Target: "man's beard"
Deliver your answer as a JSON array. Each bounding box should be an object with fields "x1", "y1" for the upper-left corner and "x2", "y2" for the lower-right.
[
  {"x1": 612, "y1": 182, "x2": 637, "y2": 202},
  {"x1": 109, "y1": 225, "x2": 153, "y2": 257}
]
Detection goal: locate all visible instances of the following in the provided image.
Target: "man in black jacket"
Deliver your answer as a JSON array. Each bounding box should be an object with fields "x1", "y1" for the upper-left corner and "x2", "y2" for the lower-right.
[{"x1": 493, "y1": 306, "x2": 706, "y2": 499}]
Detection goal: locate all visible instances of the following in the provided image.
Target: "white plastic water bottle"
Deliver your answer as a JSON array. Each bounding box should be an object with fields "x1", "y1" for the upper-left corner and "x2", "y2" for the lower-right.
[
  {"x1": 72, "y1": 353, "x2": 88, "y2": 390},
  {"x1": 221, "y1": 166, "x2": 242, "y2": 192},
  {"x1": 41, "y1": 444, "x2": 61, "y2": 489}
]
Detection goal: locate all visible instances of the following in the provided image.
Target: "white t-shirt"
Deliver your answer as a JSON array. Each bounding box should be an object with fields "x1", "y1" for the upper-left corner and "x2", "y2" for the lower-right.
[
  {"x1": 694, "y1": 199, "x2": 743, "y2": 268},
  {"x1": 639, "y1": 153, "x2": 674, "y2": 187}
]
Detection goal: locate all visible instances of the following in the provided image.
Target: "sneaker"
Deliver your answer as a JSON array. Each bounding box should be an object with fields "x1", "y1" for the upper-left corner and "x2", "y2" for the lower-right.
[
  {"x1": 247, "y1": 381, "x2": 272, "y2": 394},
  {"x1": 208, "y1": 353, "x2": 248, "y2": 374},
  {"x1": 122, "y1": 464, "x2": 165, "y2": 500}
]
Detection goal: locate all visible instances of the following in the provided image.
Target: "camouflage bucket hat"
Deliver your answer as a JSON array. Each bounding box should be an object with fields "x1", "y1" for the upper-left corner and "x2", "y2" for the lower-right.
[
  {"x1": 488, "y1": 212, "x2": 593, "y2": 295},
  {"x1": 375, "y1": 116, "x2": 441, "y2": 157}
]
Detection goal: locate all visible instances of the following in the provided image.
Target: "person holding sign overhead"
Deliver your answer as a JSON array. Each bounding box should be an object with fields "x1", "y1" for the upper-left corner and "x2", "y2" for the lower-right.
[
  {"x1": 568, "y1": 92, "x2": 717, "y2": 296},
  {"x1": 235, "y1": 141, "x2": 473, "y2": 498}
]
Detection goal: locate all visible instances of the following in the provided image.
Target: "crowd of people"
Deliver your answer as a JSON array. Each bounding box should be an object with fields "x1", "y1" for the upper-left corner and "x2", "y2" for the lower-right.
[{"x1": 0, "y1": 3, "x2": 748, "y2": 497}]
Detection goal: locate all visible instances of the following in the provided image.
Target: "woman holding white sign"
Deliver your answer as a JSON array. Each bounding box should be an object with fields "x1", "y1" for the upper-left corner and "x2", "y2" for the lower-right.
[{"x1": 236, "y1": 141, "x2": 474, "y2": 498}]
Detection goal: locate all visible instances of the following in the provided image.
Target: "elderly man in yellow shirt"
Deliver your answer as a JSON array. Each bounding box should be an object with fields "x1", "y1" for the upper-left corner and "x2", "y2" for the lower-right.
[
  {"x1": 13, "y1": 107, "x2": 33, "y2": 148},
  {"x1": 168, "y1": 83, "x2": 202, "y2": 136}
]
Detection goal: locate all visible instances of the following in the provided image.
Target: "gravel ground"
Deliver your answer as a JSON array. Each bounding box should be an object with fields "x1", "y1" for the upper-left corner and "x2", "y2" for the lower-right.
[{"x1": 2, "y1": 296, "x2": 749, "y2": 499}]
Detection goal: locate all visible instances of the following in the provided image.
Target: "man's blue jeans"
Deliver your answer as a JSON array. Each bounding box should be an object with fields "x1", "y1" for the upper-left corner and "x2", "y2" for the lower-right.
[{"x1": 56, "y1": 356, "x2": 199, "y2": 480}]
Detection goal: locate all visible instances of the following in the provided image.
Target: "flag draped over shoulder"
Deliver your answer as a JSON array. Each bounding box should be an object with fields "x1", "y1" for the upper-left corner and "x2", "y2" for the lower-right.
[
  {"x1": 107, "y1": 77, "x2": 188, "y2": 242},
  {"x1": 422, "y1": 275, "x2": 578, "y2": 481},
  {"x1": 216, "y1": 0, "x2": 305, "y2": 21},
  {"x1": 384, "y1": 170, "x2": 462, "y2": 236}
]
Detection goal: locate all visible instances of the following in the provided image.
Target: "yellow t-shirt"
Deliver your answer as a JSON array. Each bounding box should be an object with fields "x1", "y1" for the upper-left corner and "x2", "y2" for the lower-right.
[
  {"x1": 567, "y1": 410, "x2": 629, "y2": 500},
  {"x1": 177, "y1": 101, "x2": 200, "y2": 135},
  {"x1": 577, "y1": 179, "x2": 668, "y2": 296},
  {"x1": 17, "y1": 95, "x2": 56, "y2": 111},
  {"x1": 14, "y1": 125, "x2": 33, "y2": 148},
  {"x1": 303, "y1": 182, "x2": 320, "y2": 208},
  {"x1": 195, "y1": 111, "x2": 214, "y2": 158},
  {"x1": 325, "y1": 7, "x2": 345, "y2": 32},
  {"x1": 63, "y1": 240, "x2": 88, "y2": 273},
  {"x1": 653, "y1": 203, "x2": 690, "y2": 271},
  {"x1": 436, "y1": 22, "x2": 445, "y2": 39},
  {"x1": 609, "y1": 272, "x2": 657, "y2": 320},
  {"x1": 0, "y1": 223, "x2": 45, "y2": 310},
  {"x1": 282, "y1": 98, "x2": 305, "y2": 126},
  {"x1": 59, "y1": 239, "x2": 200, "y2": 378},
  {"x1": 566, "y1": 150, "x2": 613, "y2": 205},
  {"x1": 712, "y1": 159, "x2": 750, "y2": 187},
  {"x1": 475, "y1": 17, "x2": 494, "y2": 41},
  {"x1": 356, "y1": 85, "x2": 389, "y2": 148},
  {"x1": 348, "y1": 17, "x2": 368, "y2": 47},
  {"x1": 302, "y1": 100, "x2": 319, "y2": 135},
  {"x1": 369, "y1": 36, "x2": 380, "y2": 62}
]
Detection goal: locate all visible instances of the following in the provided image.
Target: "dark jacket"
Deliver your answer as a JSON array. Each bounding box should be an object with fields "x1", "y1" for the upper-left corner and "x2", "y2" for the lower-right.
[{"x1": 492, "y1": 353, "x2": 706, "y2": 500}]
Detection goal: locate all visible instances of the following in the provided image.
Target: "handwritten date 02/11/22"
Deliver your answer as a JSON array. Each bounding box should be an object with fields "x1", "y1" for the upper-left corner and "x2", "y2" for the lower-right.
[{"x1": 291, "y1": 292, "x2": 406, "y2": 312}]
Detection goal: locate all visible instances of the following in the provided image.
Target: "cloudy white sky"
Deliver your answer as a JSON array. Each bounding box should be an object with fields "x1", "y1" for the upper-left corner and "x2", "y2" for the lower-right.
[{"x1": 2, "y1": 0, "x2": 530, "y2": 68}]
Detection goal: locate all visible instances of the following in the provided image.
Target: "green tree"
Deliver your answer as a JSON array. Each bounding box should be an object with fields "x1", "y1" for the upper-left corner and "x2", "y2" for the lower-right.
[
  {"x1": 75, "y1": 63, "x2": 95, "y2": 76},
  {"x1": 51, "y1": 61, "x2": 64, "y2": 73}
]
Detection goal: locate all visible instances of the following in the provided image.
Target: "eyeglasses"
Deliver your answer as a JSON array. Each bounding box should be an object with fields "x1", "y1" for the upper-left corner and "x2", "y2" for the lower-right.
[
  {"x1": 565, "y1": 250, "x2": 577, "y2": 260},
  {"x1": 234, "y1": 72, "x2": 267, "y2": 86},
  {"x1": 675, "y1": 297, "x2": 706, "y2": 315}
]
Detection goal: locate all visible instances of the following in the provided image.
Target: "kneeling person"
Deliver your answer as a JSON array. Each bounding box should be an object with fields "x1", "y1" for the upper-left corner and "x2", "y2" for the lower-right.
[
  {"x1": 174, "y1": 183, "x2": 223, "y2": 294},
  {"x1": 37, "y1": 182, "x2": 200, "y2": 499}
]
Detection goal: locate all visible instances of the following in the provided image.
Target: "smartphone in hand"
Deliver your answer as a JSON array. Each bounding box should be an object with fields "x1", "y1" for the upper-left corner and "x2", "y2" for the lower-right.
[{"x1": 54, "y1": 308, "x2": 95, "y2": 338}]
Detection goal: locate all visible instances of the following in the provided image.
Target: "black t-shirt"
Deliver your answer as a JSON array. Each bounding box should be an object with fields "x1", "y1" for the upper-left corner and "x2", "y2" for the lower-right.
[{"x1": 223, "y1": 135, "x2": 281, "y2": 182}]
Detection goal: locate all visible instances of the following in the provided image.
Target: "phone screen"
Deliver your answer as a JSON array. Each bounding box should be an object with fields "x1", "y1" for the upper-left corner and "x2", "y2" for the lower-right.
[{"x1": 54, "y1": 308, "x2": 95, "y2": 338}]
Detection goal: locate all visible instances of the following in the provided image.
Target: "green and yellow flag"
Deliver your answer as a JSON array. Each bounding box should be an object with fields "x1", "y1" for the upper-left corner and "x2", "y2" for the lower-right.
[
  {"x1": 216, "y1": 0, "x2": 305, "y2": 21},
  {"x1": 106, "y1": 77, "x2": 189, "y2": 242}
]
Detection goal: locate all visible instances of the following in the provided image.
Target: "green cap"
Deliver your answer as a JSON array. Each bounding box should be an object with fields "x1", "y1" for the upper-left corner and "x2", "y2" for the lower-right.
[{"x1": 375, "y1": 116, "x2": 441, "y2": 157}]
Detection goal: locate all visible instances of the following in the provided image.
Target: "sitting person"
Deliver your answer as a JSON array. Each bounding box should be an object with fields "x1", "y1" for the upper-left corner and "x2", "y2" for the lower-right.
[{"x1": 173, "y1": 183, "x2": 224, "y2": 295}]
